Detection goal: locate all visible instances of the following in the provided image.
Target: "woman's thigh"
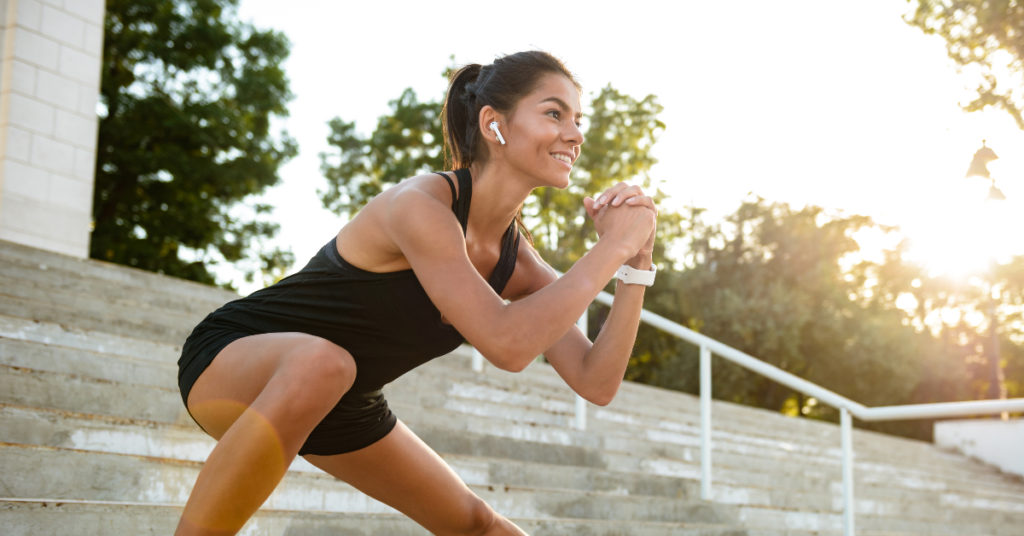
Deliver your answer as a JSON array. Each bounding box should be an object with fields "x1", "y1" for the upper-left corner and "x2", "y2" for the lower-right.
[
  {"x1": 186, "y1": 332, "x2": 355, "y2": 441},
  {"x1": 304, "y1": 420, "x2": 523, "y2": 535}
]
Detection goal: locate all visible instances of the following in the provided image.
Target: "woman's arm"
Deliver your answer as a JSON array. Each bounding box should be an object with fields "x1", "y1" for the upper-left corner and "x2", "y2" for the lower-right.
[
  {"x1": 385, "y1": 185, "x2": 654, "y2": 372},
  {"x1": 511, "y1": 183, "x2": 657, "y2": 405}
]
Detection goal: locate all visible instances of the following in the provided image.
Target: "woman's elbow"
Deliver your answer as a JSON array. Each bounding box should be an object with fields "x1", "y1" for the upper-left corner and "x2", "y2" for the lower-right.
[
  {"x1": 583, "y1": 386, "x2": 619, "y2": 407},
  {"x1": 478, "y1": 335, "x2": 540, "y2": 372},
  {"x1": 481, "y1": 346, "x2": 535, "y2": 373},
  {"x1": 496, "y1": 358, "x2": 531, "y2": 373}
]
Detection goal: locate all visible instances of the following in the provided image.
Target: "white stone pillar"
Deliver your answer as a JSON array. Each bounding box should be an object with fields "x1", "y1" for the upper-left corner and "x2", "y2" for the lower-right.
[{"x1": 0, "y1": 0, "x2": 104, "y2": 257}]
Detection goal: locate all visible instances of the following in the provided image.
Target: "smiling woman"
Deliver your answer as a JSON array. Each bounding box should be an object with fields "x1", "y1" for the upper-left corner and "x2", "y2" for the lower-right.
[{"x1": 174, "y1": 50, "x2": 658, "y2": 535}]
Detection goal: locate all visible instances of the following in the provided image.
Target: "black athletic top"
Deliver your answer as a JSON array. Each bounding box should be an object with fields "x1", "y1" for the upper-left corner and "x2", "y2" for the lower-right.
[{"x1": 178, "y1": 169, "x2": 520, "y2": 394}]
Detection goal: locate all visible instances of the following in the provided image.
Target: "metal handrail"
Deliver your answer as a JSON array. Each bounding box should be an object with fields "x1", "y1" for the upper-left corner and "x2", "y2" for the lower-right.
[{"x1": 473, "y1": 287, "x2": 1024, "y2": 536}]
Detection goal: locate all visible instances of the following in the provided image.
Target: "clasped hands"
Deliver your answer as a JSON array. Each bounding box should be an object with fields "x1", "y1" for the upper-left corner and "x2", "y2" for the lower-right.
[{"x1": 583, "y1": 183, "x2": 657, "y2": 269}]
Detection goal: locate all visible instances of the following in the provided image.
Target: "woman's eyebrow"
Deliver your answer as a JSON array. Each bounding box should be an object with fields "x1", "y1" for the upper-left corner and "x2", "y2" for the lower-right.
[{"x1": 540, "y1": 96, "x2": 583, "y2": 120}]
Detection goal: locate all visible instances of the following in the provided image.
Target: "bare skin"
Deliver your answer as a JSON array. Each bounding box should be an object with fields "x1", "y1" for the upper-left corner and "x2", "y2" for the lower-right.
[{"x1": 175, "y1": 72, "x2": 657, "y2": 535}]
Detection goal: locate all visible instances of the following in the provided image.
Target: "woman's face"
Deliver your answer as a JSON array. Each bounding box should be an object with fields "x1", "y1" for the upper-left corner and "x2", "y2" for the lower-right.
[{"x1": 502, "y1": 73, "x2": 584, "y2": 189}]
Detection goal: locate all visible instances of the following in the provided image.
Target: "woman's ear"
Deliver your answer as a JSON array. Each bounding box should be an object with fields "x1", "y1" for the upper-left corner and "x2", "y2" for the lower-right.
[{"x1": 478, "y1": 106, "x2": 506, "y2": 147}]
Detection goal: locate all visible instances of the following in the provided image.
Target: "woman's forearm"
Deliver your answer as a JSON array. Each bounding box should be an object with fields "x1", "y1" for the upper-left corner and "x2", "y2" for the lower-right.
[
  {"x1": 479, "y1": 238, "x2": 633, "y2": 370},
  {"x1": 575, "y1": 257, "x2": 650, "y2": 405}
]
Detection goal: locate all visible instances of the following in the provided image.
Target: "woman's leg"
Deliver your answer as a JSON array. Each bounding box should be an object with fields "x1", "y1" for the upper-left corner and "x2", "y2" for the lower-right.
[
  {"x1": 304, "y1": 420, "x2": 528, "y2": 536},
  {"x1": 176, "y1": 332, "x2": 357, "y2": 536}
]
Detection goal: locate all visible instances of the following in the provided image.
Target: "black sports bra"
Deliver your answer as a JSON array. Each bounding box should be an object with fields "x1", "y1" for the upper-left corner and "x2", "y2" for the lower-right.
[{"x1": 438, "y1": 168, "x2": 520, "y2": 295}]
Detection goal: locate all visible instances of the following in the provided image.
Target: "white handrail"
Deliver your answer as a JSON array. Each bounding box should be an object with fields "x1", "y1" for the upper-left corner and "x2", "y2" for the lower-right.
[
  {"x1": 591, "y1": 288, "x2": 1024, "y2": 536},
  {"x1": 469, "y1": 285, "x2": 1024, "y2": 536}
]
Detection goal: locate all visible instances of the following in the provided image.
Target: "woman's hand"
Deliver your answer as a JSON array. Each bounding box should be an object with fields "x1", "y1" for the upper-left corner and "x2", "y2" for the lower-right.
[{"x1": 584, "y1": 183, "x2": 657, "y2": 265}]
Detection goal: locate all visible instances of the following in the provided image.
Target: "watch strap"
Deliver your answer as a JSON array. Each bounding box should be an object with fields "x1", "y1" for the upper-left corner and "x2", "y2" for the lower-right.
[{"x1": 614, "y1": 264, "x2": 656, "y2": 286}]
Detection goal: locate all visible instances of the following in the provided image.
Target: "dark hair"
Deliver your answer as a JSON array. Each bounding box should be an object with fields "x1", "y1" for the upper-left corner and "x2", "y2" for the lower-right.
[
  {"x1": 441, "y1": 51, "x2": 580, "y2": 243},
  {"x1": 442, "y1": 50, "x2": 580, "y2": 169}
]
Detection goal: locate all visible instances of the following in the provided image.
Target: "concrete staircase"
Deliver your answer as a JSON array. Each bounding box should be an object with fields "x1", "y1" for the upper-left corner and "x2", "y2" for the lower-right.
[{"x1": 2, "y1": 239, "x2": 1022, "y2": 535}]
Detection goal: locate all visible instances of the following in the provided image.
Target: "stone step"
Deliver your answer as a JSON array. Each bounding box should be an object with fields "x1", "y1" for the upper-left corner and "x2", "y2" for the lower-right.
[
  {"x1": 0, "y1": 315, "x2": 979, "y2": 481},
  {"x1": 6, "y1": 383, "x2": 1020, "y2": 515},
  {"x1": 0, "y1": 442, "x2": 736, "y2": 525},
  {"x1": 0, "y1": 327, "x2": 859, "y2": 456},
  {"x1": 0, "y1": 313, "x2": 179, "y2": 362},
  {"x1": 406, "y1": 358, "x2": 1020, "y2": 481},
  {"x1": 0, "y1": 336, "x2": 176, "y2": 388},
  {"x1": 2, "y1": 347, "x2": 1019, "y2": 501},
  {"x1": 0, "y1": 253, "x2": 945, "y2": 461},
  {"x1": 0, "y1": 261, "x2": 227, "y2": 318},
  {"x1": 0, "y1": 292, "x2": 978, "y2": 482},
  {"x1": 0, "y1": 239, "x2": 237, "y2": 307},
  {"x1": 13, "y1": 402, "x2": 1007, "y2": 523},
  {"x1": 397, "y1": 366, "x2": 971, "y2": 470},
  {"x1": 0, "y1": 499, "x2": 781, "y2": 536},
  {"x1": 0, "y1": 241, "x2": 999, "y2": 473},
  {"x1": 402, "y1": 403, "x2": 1024, "y2": 503},
  {"x1": 0, "y1": 363, "x2": 193, "y2": 425},
  {"x1": 735, "y1": 502, "x2": 1021, "y2": 536},
  {"x1": 0, "y1": 291, "x2": 197, "y2": 345},
  {"x1": 3, "y1": 442, "x2": 1017, "y2": 535},
  {"x1": 0, "y1": 312, "x2": 1018, "y2": 496},
  {"x1": 0, "y1": 404, "x2": 698, "y2": 502}
]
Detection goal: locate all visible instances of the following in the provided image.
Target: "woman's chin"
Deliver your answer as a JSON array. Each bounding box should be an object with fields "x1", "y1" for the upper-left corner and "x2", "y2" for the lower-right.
[
  {"x1": 550, "y1": 174, "x2": 571, "y2": 189},
  {"x1": 550, "y1": 167, "x2": 572, "y2": 189}
]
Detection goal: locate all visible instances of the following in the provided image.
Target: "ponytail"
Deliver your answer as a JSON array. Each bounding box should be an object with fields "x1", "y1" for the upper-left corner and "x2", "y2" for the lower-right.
[
  {"x1": 442, "y1": 64, "x2": 483, "y2": 169},
  {"x1": 440, "y1": 51, "x2": 581, "y2": 242}
]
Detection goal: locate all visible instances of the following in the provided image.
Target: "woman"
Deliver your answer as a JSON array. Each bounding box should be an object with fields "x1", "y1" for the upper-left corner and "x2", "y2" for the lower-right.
[{"x1": 175, "y1": 50, "x2": 657, "y2": 535}]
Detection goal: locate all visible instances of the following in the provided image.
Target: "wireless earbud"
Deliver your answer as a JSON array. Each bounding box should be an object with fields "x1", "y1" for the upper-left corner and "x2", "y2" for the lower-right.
[{"x1": 489, "y1": 121, "x2": 506, "y2": 145}]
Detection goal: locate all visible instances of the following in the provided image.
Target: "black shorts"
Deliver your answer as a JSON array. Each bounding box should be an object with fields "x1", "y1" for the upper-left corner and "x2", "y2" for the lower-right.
[{"x1": 177, "y1": 326, "x2": 398, "y2": 456}]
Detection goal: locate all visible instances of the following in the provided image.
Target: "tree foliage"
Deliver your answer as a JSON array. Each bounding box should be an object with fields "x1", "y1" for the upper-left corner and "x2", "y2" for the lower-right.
[
  {"x1": 93, "y1": 0, "x2": 297, "y2": 287},
  {"x1": 629, "y1": 201, "x2": 925, "y2": 406},
  {"x1": 319, "y1": 88, "x2": 444, "y2": 217},
  {"x1": 906, "y1": 0, "x2": 1024, "y2": 128},
  {"x1": 627, "y1": 198, "x2": 1022, "y2": 440}
]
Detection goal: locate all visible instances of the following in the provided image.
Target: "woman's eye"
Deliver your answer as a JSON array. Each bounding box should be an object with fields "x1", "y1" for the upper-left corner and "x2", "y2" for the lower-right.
[{"x1": 547, "y1": 110, "x2": 560, "y2": 120}]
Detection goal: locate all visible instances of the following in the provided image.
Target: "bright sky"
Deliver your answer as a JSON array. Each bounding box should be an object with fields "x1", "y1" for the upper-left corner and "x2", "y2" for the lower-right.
[{"x1": 232, "y1": 0, "x2": 1024, "y2": 293}]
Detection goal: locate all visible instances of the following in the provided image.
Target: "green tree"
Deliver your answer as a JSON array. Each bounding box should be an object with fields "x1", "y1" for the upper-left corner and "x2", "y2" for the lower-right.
[
  {"x1": 906, "y1": 0, "x2": 1024, "y2": 128},
  {"x1": 93, "y1": 0, "x2": 297, "y2": 287},
  {"x1": 319, "y1": 88, "x2": 444, "y2": 218},
  {"x1": 630, "y1": 200, "x2": 934, "y2": 425}
]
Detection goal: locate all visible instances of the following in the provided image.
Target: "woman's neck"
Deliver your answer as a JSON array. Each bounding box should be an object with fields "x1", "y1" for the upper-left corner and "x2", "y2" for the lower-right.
[{"x1": 466, "y1": 161, "x2": 532, "y2": 239}]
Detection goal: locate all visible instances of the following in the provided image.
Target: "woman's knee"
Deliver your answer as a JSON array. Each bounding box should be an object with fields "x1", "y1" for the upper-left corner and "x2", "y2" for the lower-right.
[
  {"x1": 448, "y1": 495, "x2": 498, "y2": 536},
  {"x1": 281, "y1": 338, "x2": 357, "y2": 400}
]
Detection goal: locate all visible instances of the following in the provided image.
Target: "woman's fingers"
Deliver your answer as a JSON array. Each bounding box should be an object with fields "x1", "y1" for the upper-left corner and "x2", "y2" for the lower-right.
[
  {"x1": 624, "y1": 195, "x2": 658, "y2": 215},
  {"x1": 594, "y1": 182, "x2": 639, "y2": 209},
  {"x1": 583, "y1": 196, "x2": 598, "y2": 220}
]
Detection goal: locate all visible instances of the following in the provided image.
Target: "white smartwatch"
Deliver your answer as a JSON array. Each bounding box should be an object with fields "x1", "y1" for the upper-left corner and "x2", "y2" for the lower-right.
[{"x1": 614, "y1": 264, "x2": 657, "y2": 286}]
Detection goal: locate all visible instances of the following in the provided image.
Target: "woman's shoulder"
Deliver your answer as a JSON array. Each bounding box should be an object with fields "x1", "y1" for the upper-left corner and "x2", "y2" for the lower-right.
[
  {"x1": 372, "y1": 171, "x2": 466, "y2": 236},
  {"x1": 383, "y1": 171, "x2": 458, "y2": 204}
]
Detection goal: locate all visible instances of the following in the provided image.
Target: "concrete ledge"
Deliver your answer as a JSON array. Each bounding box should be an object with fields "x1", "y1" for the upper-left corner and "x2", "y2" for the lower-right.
[{"x1": 935, "y1": 418, "x2": 1024, "y2": 479}]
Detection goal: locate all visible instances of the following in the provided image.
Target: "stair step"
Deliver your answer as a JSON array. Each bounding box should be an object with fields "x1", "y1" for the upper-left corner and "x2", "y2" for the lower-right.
[
  {"x1": 0, "y1": 499, "x2": 777, "y2": 536},
  {"x1": 0, "y1": 442, "x2": 734, "y2": 524}
]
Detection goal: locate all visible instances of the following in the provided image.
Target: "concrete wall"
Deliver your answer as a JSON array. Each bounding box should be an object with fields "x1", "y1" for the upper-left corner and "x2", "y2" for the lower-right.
[
  {"x1": 935, "y1": 418, "x2": 1024, "y2": 479},
  {"x1": 0, "y1": 0, "x2": 104, "y2": 258}
]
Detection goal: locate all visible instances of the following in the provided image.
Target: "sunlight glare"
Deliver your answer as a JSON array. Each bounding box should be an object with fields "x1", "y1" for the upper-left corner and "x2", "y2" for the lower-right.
[{"x1": 902, "y1": 176, "x2": 1016, "y2": 279}]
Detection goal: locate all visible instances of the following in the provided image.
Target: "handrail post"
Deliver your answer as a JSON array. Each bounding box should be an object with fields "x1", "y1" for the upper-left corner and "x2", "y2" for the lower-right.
[
  {"x1": 841, "y1": 407, "x2": 855, "y2": 536},
  {"x1": 573, "y1": 308, "x2": 588, "y2": 430},
  {"x1": 471, "y1": 347, "x2": 484, "y2": 373},
  {"x1": 700, "y1": 344, "x2": 712, "y2": 500}
]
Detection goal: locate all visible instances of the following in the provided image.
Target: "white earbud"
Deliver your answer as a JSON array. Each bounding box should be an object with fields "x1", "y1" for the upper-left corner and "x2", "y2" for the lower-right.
[{"x1": 489, "y1": 121, "x2": 506, "y2": 145}]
